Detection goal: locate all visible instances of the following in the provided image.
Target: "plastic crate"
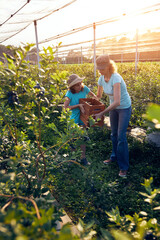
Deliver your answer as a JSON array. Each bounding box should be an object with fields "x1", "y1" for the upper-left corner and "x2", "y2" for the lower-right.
[{"x1": 79, "y1": 98, "x2": 105, "y2": 127}]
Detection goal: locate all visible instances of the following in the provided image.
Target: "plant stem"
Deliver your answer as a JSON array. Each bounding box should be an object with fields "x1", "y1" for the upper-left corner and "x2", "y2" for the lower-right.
[{"x1": 0, "y1": 194, "x2": 41, "y2": 219}]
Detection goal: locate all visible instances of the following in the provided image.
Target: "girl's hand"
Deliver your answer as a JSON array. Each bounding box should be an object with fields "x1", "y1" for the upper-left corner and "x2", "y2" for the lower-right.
[
  {"x1": 94, "y1": 112, "x2": 103, "y2": 121},
  {"x1": 79, "y1": 104, "x2": 85, "y2": 113}
]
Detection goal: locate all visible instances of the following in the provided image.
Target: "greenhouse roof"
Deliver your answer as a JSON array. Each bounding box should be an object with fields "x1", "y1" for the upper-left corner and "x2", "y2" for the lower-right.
[{"x1": 0, "y1": 0, "x2": 76, "y2": 44}]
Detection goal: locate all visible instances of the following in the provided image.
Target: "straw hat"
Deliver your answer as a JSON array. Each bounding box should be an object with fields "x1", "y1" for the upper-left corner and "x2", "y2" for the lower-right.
[
  {"x1": 96, "y1": 54, "x2": 110, "y2": 70},
  {"x1": 67, "y1": 74, "x2": 85, "y2": 88}
]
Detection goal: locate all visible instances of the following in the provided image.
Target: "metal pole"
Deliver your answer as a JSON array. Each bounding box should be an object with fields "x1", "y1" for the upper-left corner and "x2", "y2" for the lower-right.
[
  {"x1": 34, "y1": 20, "x2": 40, "y2": 69},
  {"x1": 56, "y1": 46, "x2": 59, "y2": 68},
  {"x1": 93, "y1": 22, "x2": 96, "y2": 79},
  {"x1": 135, "y1": 28, "x2": 138, "y2": 76},
  {"x1": 121, "y1": 51, "x2": 123, "y2": 63},
  {"x1": 81, "y1": 46, "x2": 83, "y2": 64}
]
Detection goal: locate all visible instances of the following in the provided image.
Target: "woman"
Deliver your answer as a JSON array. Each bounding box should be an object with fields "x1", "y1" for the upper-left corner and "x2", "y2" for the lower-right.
[
  {"x1": 95, "y1": 54, "x2": 131, "y2": 177},
  {"x1": 64, "y1": 74, "x2": 97, "y2": 165}
]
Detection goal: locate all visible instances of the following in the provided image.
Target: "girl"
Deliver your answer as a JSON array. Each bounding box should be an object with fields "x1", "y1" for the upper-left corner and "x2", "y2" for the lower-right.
[{"x1": 64, "y1": 74, "x2": 98, "y2": 165}]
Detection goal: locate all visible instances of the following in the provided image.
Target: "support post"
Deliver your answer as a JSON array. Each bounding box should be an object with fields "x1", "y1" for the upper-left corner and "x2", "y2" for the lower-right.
[
  {"x1": 34, "y1": 20, "x2": 40, "y2": 69},
  {"x1": 81, "y1": 46, "x2": 83, "y2": 64},
  {"x1": 93, "y1": 22, "x2": 96, "y2": 79},
  {"x1": 135, "y1": 28, "x2": 138, "y2": 76},
  {"x1": 56, "y1": 46, "x2": 59, "y2": 68},
  {"x1": 121, "y1": 51, "x2": 123, "y2": 63}
]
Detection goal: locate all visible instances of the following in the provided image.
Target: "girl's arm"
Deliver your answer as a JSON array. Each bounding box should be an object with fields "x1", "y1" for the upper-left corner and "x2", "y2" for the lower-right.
[
  {"x1": 64, "y1": 97, "x2": 85, "y2": 113},
  {"x1": 95, "y1": 83, "x2": 121, "y2": 120}
]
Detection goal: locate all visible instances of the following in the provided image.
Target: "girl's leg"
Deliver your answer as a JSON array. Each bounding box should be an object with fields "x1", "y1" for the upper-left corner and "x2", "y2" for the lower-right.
[
  {"x1": 80, "y1": 144, "x2": 86, "y2": 159},
  {"x1": 117, "y1": 106, "x2": 132, "y2": 170},
  {"x1": 80, "y1": 124, "x2": 90, "y2": 165}
]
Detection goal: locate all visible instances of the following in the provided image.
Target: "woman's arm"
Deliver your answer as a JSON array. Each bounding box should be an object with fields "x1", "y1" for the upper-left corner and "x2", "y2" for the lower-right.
[
  {"x1": 64, "y1": 97, "x2": 85, "y2": 113},
  {"x1": 95, "y1": 83, "x2": 121, "y2": 120},
  {"x1": 88, "y1": 91, "x2": 99, "y2": 100},
  {"x1": 97, "y1": 85, "x2": 103, "y2": 100}
]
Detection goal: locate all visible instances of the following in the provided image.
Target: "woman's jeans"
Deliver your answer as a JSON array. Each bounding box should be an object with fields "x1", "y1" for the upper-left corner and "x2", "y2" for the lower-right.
[{"x1": 109, "y1": 106, "x2": 131, "y2": 170}]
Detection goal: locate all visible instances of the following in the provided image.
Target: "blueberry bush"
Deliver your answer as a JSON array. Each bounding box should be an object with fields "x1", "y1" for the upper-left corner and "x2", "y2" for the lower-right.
[{"x1": 0, "y1": 45, "x2": 160, "y2": 239}]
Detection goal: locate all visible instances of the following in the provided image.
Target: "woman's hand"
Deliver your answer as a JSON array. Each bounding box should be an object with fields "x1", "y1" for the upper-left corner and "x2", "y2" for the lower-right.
[
  {"x1": 92, "y1": 95, "x2": 99, "y2": 101},
  {"x1": 88, "y1": 91, "x2": 99, "y2": 101},
  {"x1": 79, "y1": 104, "x2": 85, "y2": 113},
  {"x1": 94, "y1": 111, "x2": 104, "y2": 121}
]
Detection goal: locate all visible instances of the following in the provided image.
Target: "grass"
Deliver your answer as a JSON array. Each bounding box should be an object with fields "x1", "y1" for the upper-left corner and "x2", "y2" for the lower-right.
[{"x1": 47, "y1": 126, "x2": 160, "y2": 230}]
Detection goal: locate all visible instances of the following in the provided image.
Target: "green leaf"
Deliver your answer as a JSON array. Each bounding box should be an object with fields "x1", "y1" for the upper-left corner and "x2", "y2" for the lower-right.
[
  {"x1": 85, "y1": 220, "x2": 95, "y2": 230},
  {"x1": 111, "y1": 230, "x2": 132, "y2": 240},
  {"x1": 153, "y1": 206, "x2": 160, "y2": 211},
  {"x1": 144, "y1": 103, "x2": 160, "y2": 128},
  {"x1": 77, "y1": 219, "x2": 84, "y2": 232},
  {"x1": 101, "y1": 228, "x2": 114, "y2": 240},
  {"x1": 139, "y1": 211, "x2": 148, "y2": 216}
]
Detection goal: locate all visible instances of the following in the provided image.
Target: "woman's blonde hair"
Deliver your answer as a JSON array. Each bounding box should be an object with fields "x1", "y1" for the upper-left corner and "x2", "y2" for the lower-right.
[
  {"x1": 96, "y1": 54, "x2": 117, "y2": 73},
  {"x1": 109, "y1": 60, "x2": 117, "y2": 74}
]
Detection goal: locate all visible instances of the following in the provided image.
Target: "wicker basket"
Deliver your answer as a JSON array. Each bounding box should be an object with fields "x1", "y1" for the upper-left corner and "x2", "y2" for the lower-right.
[{"x1": 79, "y1": 98, "x2": 105, "y2": 127}]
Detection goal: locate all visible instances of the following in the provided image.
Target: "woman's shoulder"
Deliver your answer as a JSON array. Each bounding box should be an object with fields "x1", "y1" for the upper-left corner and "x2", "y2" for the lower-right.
[
  {"x1": 112, "y1": 72, "x2": 122, "y2": 78},
  {"x1": 112, "y1": 72, "x2": 123, "y2": 81},
  {"x1": 98, "y1": 75, "x2": 104, "y2": 84}
]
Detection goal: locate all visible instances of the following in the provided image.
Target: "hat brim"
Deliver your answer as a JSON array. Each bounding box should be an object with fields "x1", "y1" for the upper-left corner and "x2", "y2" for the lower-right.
[{"x1": 69, "y1": 77, "x2": 85, "y2": 88}]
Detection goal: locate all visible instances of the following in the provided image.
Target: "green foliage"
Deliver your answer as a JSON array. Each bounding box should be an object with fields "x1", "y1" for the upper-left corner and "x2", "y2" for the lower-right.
[
  {"x1": 143, "y1": 103, "x2": 160, "y2": 129},
  {"x1": 104, "y1": 177, "x2": 160, "y2": 240},
  {"x1": 48, "y1": 125, "x2": 160, "y2": 238},
  {"x1": 76, "y1": 219, "x2": 96, "y2": 240},
  {"x1": 0, "y1": 45, "x2": 160, "y2": 239},
  {"x1": 58, "y1": 62, "x2": 160, "y2": 127},
  {"x1": 0, "y1": 45, "x2": 102, "y2": 239},
  {"x1": 0, "y1": 44, "x2": 79, "y2": 239},
  {"x1": 0, "y1": 201, "x2": 65, "y2": 240}
]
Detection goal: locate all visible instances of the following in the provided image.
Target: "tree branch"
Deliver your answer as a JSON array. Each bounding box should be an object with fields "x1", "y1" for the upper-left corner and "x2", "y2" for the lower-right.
[{"x1": 0, "y1": 194, "x2": 41, "y2": 219}]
